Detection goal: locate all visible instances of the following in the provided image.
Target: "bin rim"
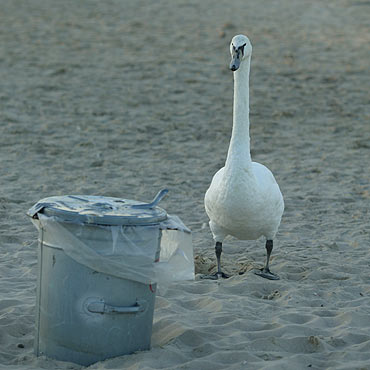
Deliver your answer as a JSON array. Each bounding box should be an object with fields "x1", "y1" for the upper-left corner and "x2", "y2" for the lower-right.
[{"x1": 27, "y1": 194, "x2": 168, "y2": 226}]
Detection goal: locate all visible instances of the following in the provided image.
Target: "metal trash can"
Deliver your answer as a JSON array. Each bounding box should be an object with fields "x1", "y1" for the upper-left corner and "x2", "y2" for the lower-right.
[{"x1": 28, "y1": 190, "x2": 193, "y2": 366}]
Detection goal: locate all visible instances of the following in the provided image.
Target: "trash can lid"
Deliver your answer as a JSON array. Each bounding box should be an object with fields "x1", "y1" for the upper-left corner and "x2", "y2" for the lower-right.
[{"x1": 27, "y1": 193, "x2": 168, "y2": 226}]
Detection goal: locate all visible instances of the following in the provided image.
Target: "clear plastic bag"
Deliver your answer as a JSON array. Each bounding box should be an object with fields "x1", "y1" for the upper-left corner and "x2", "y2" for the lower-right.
[{"x1": 32, "y1": 213, "x2": 194, "y2": 285}]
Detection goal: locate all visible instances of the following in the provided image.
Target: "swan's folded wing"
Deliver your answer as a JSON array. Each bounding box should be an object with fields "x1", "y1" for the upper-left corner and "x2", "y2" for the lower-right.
[
  {"x1": 252, "y1": 162, "x2": 277, "y2": 186},
  {"x1": 252, "y1": 161, "x2": 284, "y2": 214},
  {"x1": 204, "y1": 167, "x2": 225, "y2": 215}
]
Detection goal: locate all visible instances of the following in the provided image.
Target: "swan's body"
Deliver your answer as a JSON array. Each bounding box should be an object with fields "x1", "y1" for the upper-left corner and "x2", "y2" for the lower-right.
[
  {"x1": 206, "y1": 163, "x2": 283, "y2": 241},
  {"x1": 204, "y1": 35, "x2": 284, "y2": 280}
]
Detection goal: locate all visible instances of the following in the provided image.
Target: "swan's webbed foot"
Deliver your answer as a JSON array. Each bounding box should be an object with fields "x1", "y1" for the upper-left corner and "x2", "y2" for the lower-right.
[
  {"x1": 255, "y1": 268, "x2": 279, "y2": 280},
  {"x1": 201, "y1": 271, "x2": 230, "y2": 280}
]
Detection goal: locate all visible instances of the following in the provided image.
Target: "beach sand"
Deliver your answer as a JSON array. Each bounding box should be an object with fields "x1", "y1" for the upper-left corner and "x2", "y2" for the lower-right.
[{"x1": 1, "y1": 0, "x2": 370, "y2": 369}]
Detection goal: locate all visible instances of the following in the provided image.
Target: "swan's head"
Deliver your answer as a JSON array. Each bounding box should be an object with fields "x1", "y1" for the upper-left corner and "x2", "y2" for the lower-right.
[{"x1": 229, "y1": 34, "x2": 252, "y2": 71}]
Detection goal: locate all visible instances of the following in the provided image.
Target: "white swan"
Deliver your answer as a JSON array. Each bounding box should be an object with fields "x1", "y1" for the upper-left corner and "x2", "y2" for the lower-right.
[{"x1": 204, "y1": 35, "x2": 284, "y2": 280}]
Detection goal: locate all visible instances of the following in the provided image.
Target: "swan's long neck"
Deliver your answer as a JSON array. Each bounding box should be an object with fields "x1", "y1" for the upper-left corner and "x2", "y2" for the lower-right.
[{"x1": 225, "y1": 56, "x2": 252, "y2": 172}]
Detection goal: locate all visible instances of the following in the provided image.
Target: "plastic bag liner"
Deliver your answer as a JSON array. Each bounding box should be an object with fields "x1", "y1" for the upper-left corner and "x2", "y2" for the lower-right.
[{"x1": 31, "y1": 213, "x2": 194, "y2": 285}]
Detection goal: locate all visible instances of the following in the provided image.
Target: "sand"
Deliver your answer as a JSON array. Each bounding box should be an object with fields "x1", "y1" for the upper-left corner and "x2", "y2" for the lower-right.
[{"x1": 1, "y1": 0, "x2": 370, "y2": 368}]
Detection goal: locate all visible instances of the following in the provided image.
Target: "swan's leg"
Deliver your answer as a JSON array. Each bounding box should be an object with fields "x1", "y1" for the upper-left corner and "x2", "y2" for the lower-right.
[
  {"x1": 215, "y1": 242, "x2": 229, "y2": 278},
  {"x1": 201, "y1": 242, "x2": 229, "y2": 280},
  {"x1": 255, "y1": 240, "x2": 280, "y2": 280}
]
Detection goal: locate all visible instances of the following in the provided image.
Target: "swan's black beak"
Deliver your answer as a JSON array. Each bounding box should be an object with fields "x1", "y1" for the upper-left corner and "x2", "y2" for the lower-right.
[{"x1": 230, "y1": 53, "x2": 241, "y2": 71}]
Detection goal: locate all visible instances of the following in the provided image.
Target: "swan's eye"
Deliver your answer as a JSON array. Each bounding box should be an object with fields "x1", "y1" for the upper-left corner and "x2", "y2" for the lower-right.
[{"x1": 239, "y1": 43, "x2": 247, "y2": 56}]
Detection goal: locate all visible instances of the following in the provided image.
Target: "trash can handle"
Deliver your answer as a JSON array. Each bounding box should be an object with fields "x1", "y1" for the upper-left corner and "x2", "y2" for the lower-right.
[
  {"x1": 86, "y1": 299, "x2": 147, "y2": 315},
  {"x1": 131, "y1": 189, "x2": 168, "y2": 209}
]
